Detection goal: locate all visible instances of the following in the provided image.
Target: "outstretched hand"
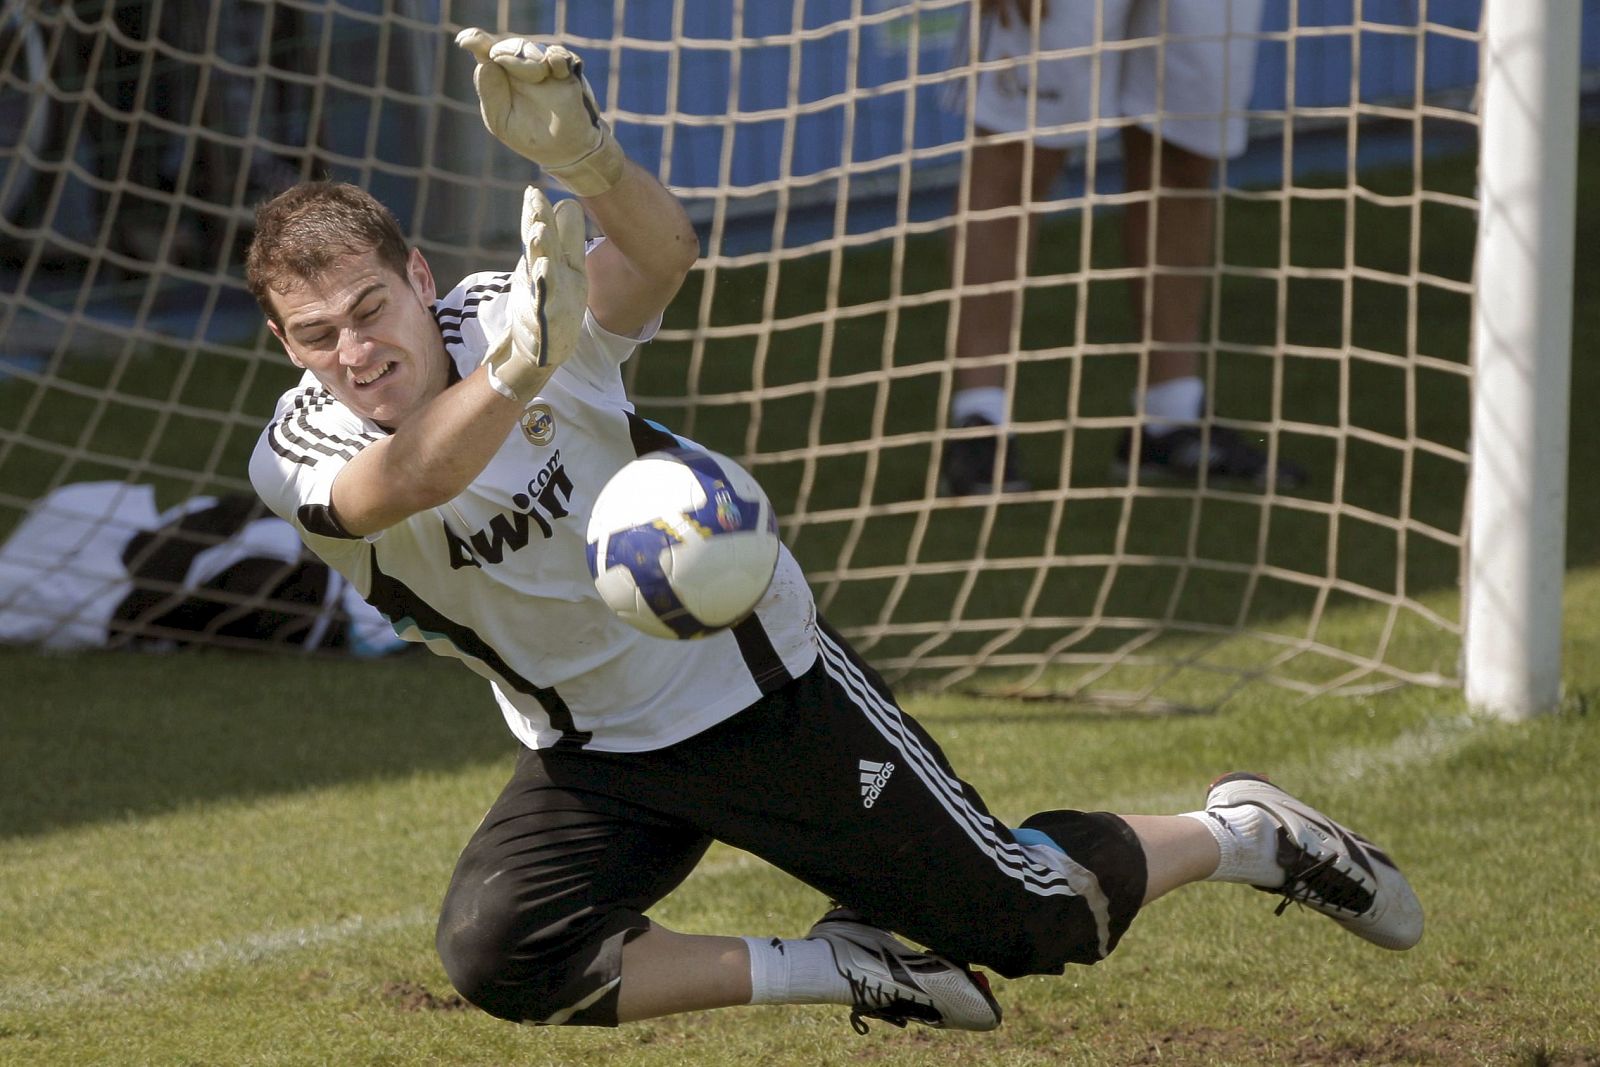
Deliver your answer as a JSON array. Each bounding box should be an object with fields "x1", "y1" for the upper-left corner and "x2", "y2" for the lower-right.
[
  {"x1": 482, "y1": 186, "x2": 589, "y2": 404},
  {"x1": 456, "y1": 29, "x2": 624, "y2": 197}
]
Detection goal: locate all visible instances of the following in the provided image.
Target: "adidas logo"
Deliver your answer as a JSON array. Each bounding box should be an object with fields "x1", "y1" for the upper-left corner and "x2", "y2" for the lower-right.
[{"x1": 859, "y1": 759, "x2": 895, "y2": 808}]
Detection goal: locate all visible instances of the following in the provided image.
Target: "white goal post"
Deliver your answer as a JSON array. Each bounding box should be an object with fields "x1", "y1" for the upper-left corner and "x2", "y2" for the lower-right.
[
  {"x1": 0, "y1": 1, "x2": 1581, "y2": 715},
  {"x1": 1467, "y1": 1, "x2": 1579, "y2": 720}
]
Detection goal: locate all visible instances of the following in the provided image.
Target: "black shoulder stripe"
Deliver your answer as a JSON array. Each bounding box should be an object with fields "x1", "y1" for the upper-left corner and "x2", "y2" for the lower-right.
[
  {"x1": 625, "y1": 410, "x2": 682, "y2": 457},
  {"x1": 297, "y1": 502, "x2": 359, "y2": 540},
  {"x1": 436, "y1": 276, "x2": 514, "y2": 346},
  {"x1": 269, "y1": 409, "x2": 374, "y2": 466},
  {"x1": 267, "y1": 424, "x2": 317, "y2": 467},
  {"x1": 271, "y1": 418, "x2": 353, "y2": 465},
  {"x1": 265, "y1": 386, "x2": 378, "y2": 467},
  {"x1": 435, "y1": 276, "x2": 512, "y2": 325},
  {"x1": 287, "y1": 385, "x2": 333, "y2": 414},
  {"x1": 292, "y1": 408, "x2": 378, "y2": 453}
]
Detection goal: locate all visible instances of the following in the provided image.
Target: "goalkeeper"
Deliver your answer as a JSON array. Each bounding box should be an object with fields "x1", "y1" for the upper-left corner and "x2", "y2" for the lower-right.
[{"x1": 245, "y1": 29, "x2": 1423, "y2": 1035}]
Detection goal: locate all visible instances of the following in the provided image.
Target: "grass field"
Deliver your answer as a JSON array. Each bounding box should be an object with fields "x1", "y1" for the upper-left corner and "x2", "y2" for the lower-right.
[{"x1": 2, "y1": 565, "x2": 1598, "y2": 1065}]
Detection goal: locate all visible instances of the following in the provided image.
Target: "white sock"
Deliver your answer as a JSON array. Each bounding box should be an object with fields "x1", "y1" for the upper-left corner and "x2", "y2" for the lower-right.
[
  {"x1": 1134, "y1": 376, "x2": 1204, "y2": 438},
  {"x1": 951, "y1": 386, "x2": 1007, "y2": 428},
  {"x1": 1179, "y1": 805, "x2": 1286, "y2": 887},
  {"x1": 742, "y1": 936, "x2": 850, "y2": 1006}
]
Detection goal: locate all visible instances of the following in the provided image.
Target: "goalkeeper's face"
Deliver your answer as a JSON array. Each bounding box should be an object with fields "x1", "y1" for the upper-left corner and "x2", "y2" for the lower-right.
[{"x1": 267, "y1": 247, "x2": 450, "y2": 428}]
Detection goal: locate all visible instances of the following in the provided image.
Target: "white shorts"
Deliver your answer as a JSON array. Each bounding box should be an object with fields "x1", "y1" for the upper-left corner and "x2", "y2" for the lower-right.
[{"x1": 966, "y1": 0, "x2": 1265, "y2": 160}]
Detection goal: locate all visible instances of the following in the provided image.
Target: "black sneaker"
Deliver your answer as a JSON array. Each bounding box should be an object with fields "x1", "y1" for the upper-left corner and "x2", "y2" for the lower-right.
[
  {"x1": 940, "y1": 415, "x2": 1031, "y2": 496},
  {"x1": 1111, "y1": 425, "x2": 1306, "y2": 490}
]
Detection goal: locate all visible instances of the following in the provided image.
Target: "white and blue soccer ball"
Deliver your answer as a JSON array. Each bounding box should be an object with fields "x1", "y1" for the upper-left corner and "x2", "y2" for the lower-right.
[{"x1": 585, "y1": 447, "x2": 780, "y2": 639}]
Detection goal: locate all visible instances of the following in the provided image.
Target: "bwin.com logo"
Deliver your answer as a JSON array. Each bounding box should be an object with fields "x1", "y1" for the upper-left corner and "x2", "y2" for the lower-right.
[{"x1": 858, "y1": 759, "x2": 895, "y2": 808}]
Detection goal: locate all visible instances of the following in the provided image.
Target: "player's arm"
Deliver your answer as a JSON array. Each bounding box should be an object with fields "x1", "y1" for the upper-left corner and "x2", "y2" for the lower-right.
[
  {"x1": 573, "y1": 160, "x2": 698, "y2": 339},
  {"x1": 456, "y1": 31, "x2": 699, "y2": 339},
  {"x1": 327, "y1": 370, "x2": 523, "y2": 537},
  {"x1": 329, "y1": 189, "x2": 587, "y2": 536}
]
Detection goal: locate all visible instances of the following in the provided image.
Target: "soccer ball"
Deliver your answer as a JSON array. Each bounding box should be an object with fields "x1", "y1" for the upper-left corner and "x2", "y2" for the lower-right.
[{"x1": 585, "y1": 447, "x2": 780, "y2": 639}]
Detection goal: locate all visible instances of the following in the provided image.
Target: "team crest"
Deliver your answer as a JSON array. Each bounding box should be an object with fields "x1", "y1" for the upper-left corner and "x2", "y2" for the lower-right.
[
  {"x1": 520, "y1": 403, "x2": 556, "y2": 445},
  {"x1": 713, "y1": 488, "x2": 742, "y2": 531}
]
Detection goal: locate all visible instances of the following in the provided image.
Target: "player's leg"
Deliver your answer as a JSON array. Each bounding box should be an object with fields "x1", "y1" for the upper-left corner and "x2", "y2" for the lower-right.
[
  {"x1": 952, "y1": 135, "x2": 1069, "y2": 394},
  {"x1": 636, "y1": 621, "x2": 1151, "y2": 977},
  {"x1": 436, "y1": 730, "x2": 994, "y2": 1029},
  {"x1": 941, "y1": 135, "x2": 1067, "y2": 496},
  {"x1": 1115, "y1": 0, "x2": 1237, "y2": 428},
  {"x1": 942, "y1": 0, "x2": 1099, "y2": 494},
  {"x1": 1118, "y1": 124, "x2": 1216, "y2": 397},
  {"x1": 1112, "y1": 0, "x2": 1304, "y2": 487},
  {"x1": 455, "y1": 633, "x2": 1421, "y2": 1031},
  {"x1": 660, "y1": 620, "x2": 1420, "y2": 971},
  {"x1": 615, "y1": 926, "x2": 753, "y2": 1019},
  {"x1": 957, "y1": 0, "x2": 1102, "y2": 375},
  {"x1": 435, "y1": 744, "x2": 729, "y2": 1025},
  {"x1": 1119, "y1": 812, "x2": 1224, "y2": 902}
]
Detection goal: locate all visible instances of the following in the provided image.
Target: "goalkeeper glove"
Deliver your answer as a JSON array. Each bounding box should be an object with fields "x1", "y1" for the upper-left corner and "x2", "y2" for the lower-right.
[
  {"x1": 482, "y1": 186, "x2": 589, "y2": 405},
  {"x1": 456, "y1": 29, "x2": 625, "y2": 198}
]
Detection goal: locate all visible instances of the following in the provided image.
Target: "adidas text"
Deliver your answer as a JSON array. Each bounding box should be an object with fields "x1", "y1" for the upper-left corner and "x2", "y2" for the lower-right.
[{"x1": 859, "y1": 759, "x2": 895, "y2": 808}]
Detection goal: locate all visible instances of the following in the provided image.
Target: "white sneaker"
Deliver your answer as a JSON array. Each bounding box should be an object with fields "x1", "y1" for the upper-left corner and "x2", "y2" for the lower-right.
[
  {"x1": 806, "y1": 908, "x2": 1002, "y2": 1033},
  {"x1": 1207, "y1": 773, "x2": 1424, "y2": 950}
]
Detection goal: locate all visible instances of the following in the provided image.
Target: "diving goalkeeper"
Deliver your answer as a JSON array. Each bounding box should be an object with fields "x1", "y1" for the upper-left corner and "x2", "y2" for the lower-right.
[{"x1": 244, "y1": 28, "x2": 1423, "y2": 1034}]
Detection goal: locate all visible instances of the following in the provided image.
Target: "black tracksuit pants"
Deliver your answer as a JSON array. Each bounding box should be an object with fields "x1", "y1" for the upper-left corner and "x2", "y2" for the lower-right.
[{"x1": 435, "y1": 622, "x2": 1147, "y2": 1025}]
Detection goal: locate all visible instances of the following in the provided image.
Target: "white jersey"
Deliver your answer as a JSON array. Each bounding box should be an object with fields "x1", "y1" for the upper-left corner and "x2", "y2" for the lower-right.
[{"x1": 250, "y1": 265, "x2": 820, "y2": 752}]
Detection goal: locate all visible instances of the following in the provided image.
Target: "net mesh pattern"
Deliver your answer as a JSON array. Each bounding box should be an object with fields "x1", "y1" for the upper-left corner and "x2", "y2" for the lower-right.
[{"x1": 0, "y1": 0, "x2": 1486, "y2": 704}]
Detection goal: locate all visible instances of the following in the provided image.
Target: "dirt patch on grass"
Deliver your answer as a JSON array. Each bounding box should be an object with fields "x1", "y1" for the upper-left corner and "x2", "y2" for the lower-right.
[{"x1": 379, "y1": 979, "x2": 469, "y2": 1013}]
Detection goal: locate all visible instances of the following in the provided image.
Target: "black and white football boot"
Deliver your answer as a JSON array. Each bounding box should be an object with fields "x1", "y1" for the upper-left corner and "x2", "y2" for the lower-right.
[
  {"x1": 1206, "y1": 772, "x2": 1424, "y2": 950},
  {"x1": 806, "y1": 907, "x2": 1002, "y2": 1034}
]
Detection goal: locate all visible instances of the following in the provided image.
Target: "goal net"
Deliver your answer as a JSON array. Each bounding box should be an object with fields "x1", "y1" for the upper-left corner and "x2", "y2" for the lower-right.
[{"x1": 0, "y1": 1, "x2": 1507, "y2": 706}]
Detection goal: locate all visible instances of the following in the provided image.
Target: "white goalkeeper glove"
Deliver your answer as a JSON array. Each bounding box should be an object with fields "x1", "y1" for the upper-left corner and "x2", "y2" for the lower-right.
[
  {"x1": 482, "y1": 186, "x2": 589, "y2": 405},
  {"x1": 456, "y1": 29, "x2": 625, "y2": 198}
]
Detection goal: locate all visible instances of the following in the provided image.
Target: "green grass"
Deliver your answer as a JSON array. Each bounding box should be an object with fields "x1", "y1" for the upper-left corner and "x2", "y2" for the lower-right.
[{"x1": 3, "y1": 565, "x2": 1599, "y2": 1065}]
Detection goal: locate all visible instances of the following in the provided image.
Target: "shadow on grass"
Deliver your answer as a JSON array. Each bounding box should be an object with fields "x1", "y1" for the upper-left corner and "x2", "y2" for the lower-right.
[{"x1": 2, "y1": 647, "x2": 514, "y2": 839}]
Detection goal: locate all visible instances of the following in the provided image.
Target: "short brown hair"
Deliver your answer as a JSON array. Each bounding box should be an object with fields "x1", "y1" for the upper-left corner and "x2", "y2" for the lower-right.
[{"x1": 246, "y1": 181, "x2": 411, "y2": 326}]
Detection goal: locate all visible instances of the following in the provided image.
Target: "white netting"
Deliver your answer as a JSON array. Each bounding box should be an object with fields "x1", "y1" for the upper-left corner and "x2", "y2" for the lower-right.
[{"x1": 0, "y1": 0, "x2": 1494, "y2": 703}]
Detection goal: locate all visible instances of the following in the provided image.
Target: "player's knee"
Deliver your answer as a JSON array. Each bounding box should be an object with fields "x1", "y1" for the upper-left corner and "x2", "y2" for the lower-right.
[
  {"x1": 1008, "y1": 809, "x2": 1149, "y2": 972},
  {"x1": 435, "y1": 911, "x2": 574, "y2": 1023},
  {"x1": 435, "y1": 902, "x2": 531, "y2": 1021},
  {"x1": 939, "y1": 810, "x2": 1150, "y2": 978},
  {"x1": 435, "y1": 888, "x2": 637, "y2": 1026}
]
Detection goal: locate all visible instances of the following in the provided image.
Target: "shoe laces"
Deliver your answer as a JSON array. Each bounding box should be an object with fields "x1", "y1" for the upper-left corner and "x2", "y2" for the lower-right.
[
  {"x1": 1264, "y1": 838, "x2": 1373, "y2": 916},
  {"x1": 848, "y1": 1009, "x2": 895, "y2": 1036},
  {"x1": 844, "y1": 973, "x2": 941, "y2": 1034}
]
